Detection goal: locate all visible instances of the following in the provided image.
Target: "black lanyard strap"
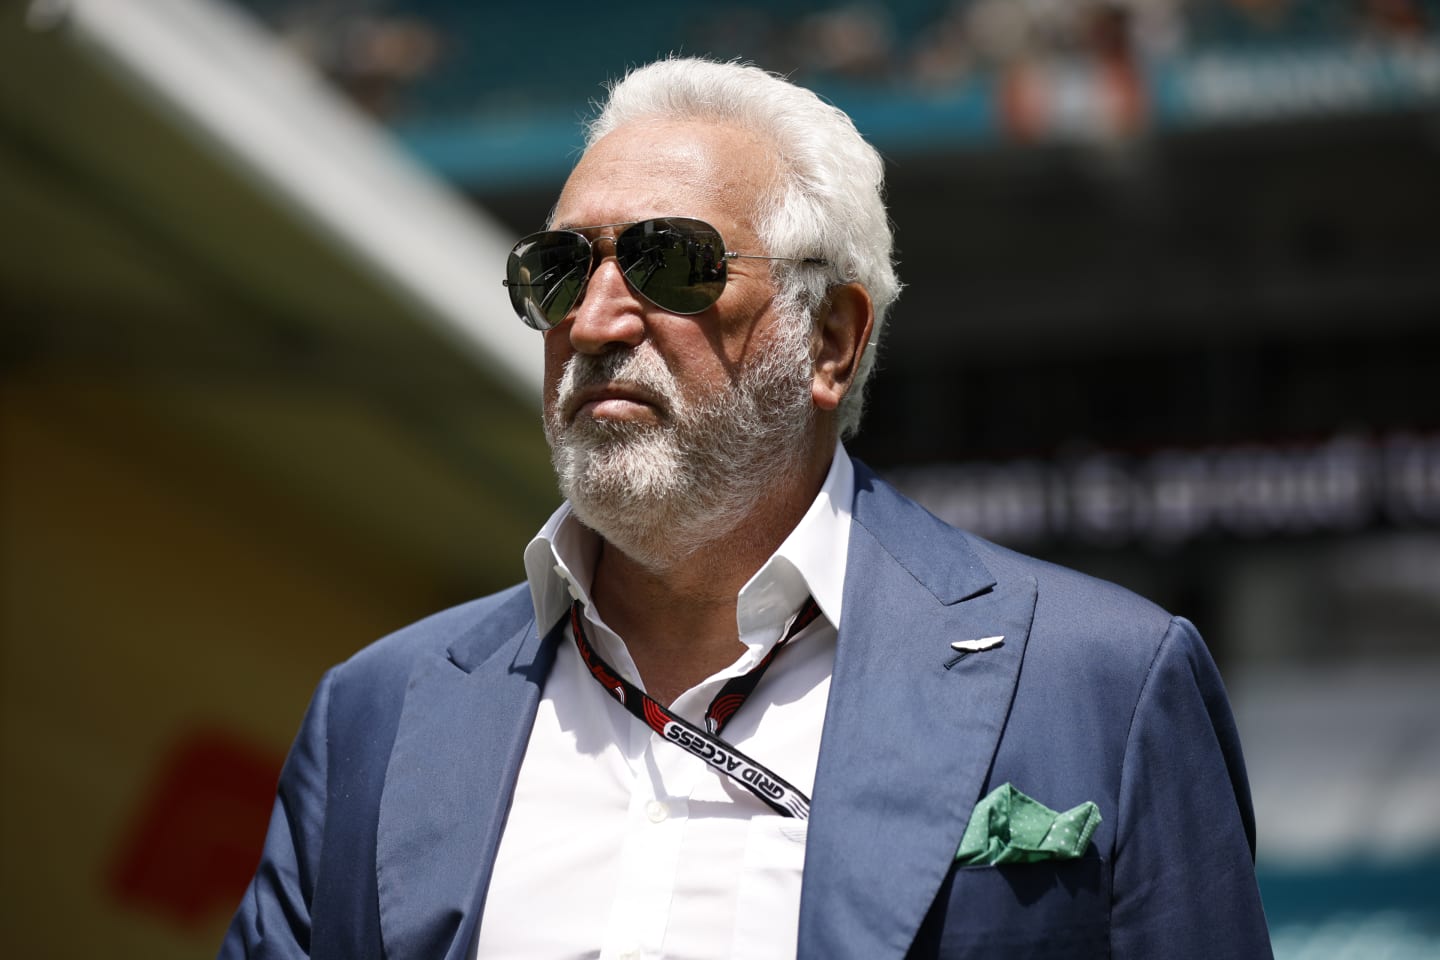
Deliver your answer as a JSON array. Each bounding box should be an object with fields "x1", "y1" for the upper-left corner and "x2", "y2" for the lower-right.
[{"x1": 568, "y1": 597, "x2": 820, "y2": 819}]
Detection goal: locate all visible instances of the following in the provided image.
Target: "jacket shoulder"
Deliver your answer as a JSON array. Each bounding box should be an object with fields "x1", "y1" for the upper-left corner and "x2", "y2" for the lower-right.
[
  {"x1": 970, "y1": 536, "x2": 1175, "y2": 646},
  {"x1": 854, "y1": 458, "x2": 1176, "y2": 654}
]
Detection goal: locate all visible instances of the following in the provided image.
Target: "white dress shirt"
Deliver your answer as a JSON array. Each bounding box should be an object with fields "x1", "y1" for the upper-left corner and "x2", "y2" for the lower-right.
[{"x1": 473, "y1": 444, "x2": 854, "y2": 960}]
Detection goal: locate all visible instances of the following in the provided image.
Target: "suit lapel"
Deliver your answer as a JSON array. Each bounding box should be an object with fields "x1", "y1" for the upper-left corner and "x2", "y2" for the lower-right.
[
  {"x1": 375, "y1": 610, "x2": 563, "y2": 960},
  {"x1": 798, "y1": 467, "x2": 1038, "y2": 960}
]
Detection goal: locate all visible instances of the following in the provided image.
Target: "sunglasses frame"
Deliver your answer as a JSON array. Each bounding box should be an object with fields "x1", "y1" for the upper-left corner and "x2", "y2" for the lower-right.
[{"x1": 503, "y1": 216, "x2": 827, "y2": 331}]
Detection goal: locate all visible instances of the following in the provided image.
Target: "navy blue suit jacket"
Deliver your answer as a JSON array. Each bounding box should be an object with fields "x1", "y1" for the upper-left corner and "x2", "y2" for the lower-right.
[{"x1": 222, "y1": 462, "x2": 1272, "y2": 958}]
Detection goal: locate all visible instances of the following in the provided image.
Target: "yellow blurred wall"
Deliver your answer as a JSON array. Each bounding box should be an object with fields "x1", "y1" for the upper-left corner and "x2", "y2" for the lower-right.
[{"x1": 0, "y1": 376, "x2": 455, "y2": 957}]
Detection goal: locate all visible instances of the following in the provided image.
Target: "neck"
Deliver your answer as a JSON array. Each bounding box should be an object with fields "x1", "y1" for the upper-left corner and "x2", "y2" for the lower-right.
[{"x1": 588, "y1": 438, "x2": 834, "y2": 705}]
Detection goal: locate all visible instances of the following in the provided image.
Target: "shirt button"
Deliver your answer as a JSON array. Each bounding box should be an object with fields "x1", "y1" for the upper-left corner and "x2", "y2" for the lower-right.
[{"x1": 645, "y1": 800, "x2": 669, "y2": 823}]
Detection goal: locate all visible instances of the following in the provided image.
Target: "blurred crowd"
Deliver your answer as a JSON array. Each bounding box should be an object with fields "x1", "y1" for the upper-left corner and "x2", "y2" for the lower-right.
[
  {"x1": 790, "y1": 0, "x2": 1436, "y2": 89},
  {"x1": 238, "y1": 0, "x2": 1438, "y2": 119}
]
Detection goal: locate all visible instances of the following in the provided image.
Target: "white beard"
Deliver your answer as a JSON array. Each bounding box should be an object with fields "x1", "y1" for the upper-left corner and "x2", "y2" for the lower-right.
[{"x1": 544, "y1": 318, "x2": 816, "y2": 569}]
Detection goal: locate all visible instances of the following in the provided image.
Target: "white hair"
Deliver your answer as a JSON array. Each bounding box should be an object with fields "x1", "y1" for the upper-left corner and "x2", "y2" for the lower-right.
[{"x1": 584, "y1": 57, "x2": 901, "y2": 440}]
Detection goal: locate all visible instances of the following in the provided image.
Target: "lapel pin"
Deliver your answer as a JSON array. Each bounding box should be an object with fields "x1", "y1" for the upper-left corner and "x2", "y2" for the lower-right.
[{"x1": 951, "y1": 635, "x2": 1005, "y2": 653}]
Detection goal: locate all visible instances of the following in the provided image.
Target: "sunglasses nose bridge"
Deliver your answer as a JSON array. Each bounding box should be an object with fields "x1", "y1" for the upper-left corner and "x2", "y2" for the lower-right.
[
  {"x1": 589, "y1": 234, "x2": 617, "y2": 257},
  {"x1": 580, "y1": 234, "x2": 628, "y2": 293},
  {"x1": 550, "y1": 234, "x2": 619, "y2": 325},
  {"x1": 565, "y1": 233, "x2": 648, "y2": 344},
  {"x1": 585, "y1": 233, "x2": 620, "y2": 276}
]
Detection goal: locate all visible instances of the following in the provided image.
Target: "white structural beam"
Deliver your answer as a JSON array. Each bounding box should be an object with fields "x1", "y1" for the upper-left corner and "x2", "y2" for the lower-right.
[{"x1": 29, "y1": 0, "x2": 543, "y2": 403}]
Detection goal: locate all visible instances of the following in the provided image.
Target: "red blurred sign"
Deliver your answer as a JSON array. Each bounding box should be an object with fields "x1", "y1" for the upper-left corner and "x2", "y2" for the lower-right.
[{"x1": 107, "y1": 728, "x2": 281, "y2": 930}]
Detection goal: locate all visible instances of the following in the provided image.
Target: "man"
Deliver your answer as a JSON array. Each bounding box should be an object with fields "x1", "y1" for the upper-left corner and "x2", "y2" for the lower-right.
[{"x1": 223, "y1": 58, "x2": 1271, "y2": 959}]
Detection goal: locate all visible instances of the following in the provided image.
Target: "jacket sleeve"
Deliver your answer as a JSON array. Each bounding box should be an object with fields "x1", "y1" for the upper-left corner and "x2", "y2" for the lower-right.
[
  {"x1": 219, "y1": 670, "x2": 334, "y2": 960},
  {"x1": 1111, "y1": 617, "x2": 1272, "y2": 958}
]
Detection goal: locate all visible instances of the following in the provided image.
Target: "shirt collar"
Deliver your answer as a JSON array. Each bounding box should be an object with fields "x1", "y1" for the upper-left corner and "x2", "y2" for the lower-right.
[
  {"x1": 523, "y1": 442, "x2": 854, "y2": 642},
  {"x1": 736, "y1": 441, "x2": 852, "y2": 641}
]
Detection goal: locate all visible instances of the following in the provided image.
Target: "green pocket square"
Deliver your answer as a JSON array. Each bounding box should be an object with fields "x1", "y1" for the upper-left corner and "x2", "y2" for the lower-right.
[{"x1": 955, "y1": 783, "x2": 1102, "y2": 866}]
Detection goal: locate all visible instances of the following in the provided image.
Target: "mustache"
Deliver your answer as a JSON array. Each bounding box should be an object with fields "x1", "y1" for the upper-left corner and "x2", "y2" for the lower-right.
[{"x1": 556, "y1": 345, "x2": 682, "y2": 420}]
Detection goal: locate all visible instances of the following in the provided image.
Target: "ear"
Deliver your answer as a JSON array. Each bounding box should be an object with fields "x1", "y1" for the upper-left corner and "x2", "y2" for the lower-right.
[{"x1": 811, "y1": 283, "x2": 875, "y2": 412}]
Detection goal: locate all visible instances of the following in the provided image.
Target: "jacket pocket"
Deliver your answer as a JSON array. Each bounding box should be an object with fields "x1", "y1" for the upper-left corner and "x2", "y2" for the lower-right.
[{"x1": 917, "y1": 856, "x2": 1110, "y2": 958}]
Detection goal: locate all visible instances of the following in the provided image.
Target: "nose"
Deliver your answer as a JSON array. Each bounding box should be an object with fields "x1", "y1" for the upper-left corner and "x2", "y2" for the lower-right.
[{"x1": 565, "y1": 239, "x2": 645, "y2": 354}]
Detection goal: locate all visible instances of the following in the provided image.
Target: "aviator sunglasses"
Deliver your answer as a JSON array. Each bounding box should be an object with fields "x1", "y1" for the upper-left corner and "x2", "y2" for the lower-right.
[{"x1": 503, "y1": 216, "x2": 827, "y2": 330}]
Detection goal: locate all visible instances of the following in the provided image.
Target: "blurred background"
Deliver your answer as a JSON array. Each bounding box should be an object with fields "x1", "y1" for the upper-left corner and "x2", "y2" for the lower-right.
[{"x1": 2, "y1": 0, "x2": 1437, "y2": 955}]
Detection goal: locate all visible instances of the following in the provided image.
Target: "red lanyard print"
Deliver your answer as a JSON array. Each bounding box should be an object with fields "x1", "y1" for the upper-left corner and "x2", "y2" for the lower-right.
[{"x1": 569, "y1": 597, "x2": 821, "y2": 819}]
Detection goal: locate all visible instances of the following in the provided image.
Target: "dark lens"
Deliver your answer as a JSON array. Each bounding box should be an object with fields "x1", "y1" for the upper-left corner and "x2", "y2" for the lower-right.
[
  {"x1": 506, "y1": 231, "x2": 592, "y2": 330},
  {"x1": 615, "y1": 218, "x2": 726, "y2": 315}
]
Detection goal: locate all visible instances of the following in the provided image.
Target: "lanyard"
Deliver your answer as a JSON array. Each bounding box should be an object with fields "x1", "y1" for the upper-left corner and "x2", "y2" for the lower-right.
[{"x1": 568, "y1": 597, "x2": 821, "y2": 819}]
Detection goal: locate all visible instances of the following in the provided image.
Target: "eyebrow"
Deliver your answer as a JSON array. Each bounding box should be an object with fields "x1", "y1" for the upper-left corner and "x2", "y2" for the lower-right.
[{"x1": 549, "y1": 220, "x2": 660, "y2": 234}]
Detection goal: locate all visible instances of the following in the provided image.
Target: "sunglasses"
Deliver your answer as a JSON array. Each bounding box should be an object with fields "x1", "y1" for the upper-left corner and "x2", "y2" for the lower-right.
[{"x1": 503, "y1": 216, "x2": 826, "y2": 330}]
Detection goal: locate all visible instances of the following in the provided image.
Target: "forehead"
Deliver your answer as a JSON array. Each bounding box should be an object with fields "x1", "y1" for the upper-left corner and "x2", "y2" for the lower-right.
[{"x1": 553, "y1": 119, "x2": 779, "y2": 239}]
